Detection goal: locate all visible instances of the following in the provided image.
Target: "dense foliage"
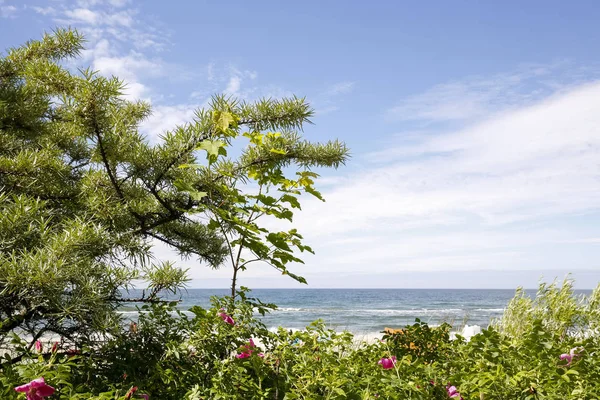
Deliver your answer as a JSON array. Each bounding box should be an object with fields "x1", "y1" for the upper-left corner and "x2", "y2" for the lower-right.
[{"x1": 1, "y1": 280, "x2": 600, "y2": 399}]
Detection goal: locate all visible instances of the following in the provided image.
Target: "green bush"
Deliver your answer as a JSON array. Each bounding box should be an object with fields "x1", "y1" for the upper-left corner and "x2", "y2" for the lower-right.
[{"x1": 3, "y1": 280, "x2": 600, "y2": 399}]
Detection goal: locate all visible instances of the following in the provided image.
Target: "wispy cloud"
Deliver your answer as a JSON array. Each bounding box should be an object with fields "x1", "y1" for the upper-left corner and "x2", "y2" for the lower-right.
[
  {"x1": 325, "y1": 81, "x2": 355, "y2": 96},
  {"x1": 75, "y1": 38, "x2": 164, "y2": 100},
  {"x1": 215, "y1": 67, "x2": 259, "y2": 98},
  {"x1": 62, "y1": 7, "x2": 134, "y2": 26},
  {"x1": 274, "y1": 80, "x2": 600, "y2": 277},
  {"x1": 139, "y1": 103, "x2": 203, "y2": 142},
  {"x1": 30, "y1": 6, "x2": 57, "y2": 16},
  {"x1": 74, "y1": 0, "x2": 130, "y2": 8},
  {"x1": 313, "y1": 81, "x2": 356, "y2": 115},
  {"x1": 0, "y1": 0, "x2": 17, "y2": 18},
  {"x1": 386, "y1": 63, "x2": 600, "y2": 123},
  {"x1": 187, "y1": 64, "x2": 292, "y2": 103},
  {"x1": 26, "y1": 0, "x2": 181, "y2": 102},
  {"x1": 224, "y1": 75, "x2": 242, "y2": 95}
]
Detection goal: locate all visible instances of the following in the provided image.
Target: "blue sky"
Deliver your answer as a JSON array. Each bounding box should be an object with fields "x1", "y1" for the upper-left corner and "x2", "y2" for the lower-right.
[{"x1": 3, "y1": 0, "x2": 600, "y2": 288}]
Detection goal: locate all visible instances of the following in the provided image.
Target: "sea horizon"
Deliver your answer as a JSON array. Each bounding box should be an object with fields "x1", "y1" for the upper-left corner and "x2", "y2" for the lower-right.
[{"x1": 120, "y1": 288, "x2": 594, "y2": 337}]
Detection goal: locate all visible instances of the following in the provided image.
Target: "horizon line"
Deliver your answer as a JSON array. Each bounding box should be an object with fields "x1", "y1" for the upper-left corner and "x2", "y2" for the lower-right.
[{"x1": 129, "y1": 287, "x2": 594, "y2": 291}]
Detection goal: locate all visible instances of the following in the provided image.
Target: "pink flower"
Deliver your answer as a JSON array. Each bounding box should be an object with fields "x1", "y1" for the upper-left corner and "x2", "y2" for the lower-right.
[
  {"x1": 559, "y1": 353, "x2": 573, "y2": 365},
  {"x1": 140, "y1": 395, "x2": 149, "y2": 400},
  {"x1": 14, "y1": 377, "x2": 55, "y2": 400},
  {"x1": 236, "y1": 339, "x2": 262, "y2": 358},
  {"x1": 378, "y1": 356, "x2": 396, "y2": 369},
  {"x1": 34, "y1": 340, "x2": 42, "y2": 353},
  {"x1": 560, "y1": 347, "x2": 583, "y2": 366},
  {"x1": 51, "y1": 341, "x2": 58, "y2": 353},
  {"x1": 124, "y1": 386, "x2": 138, "y2": 399},
  {"x1": 218, "y1": 310, "x2": 235, "y2": 326},
  {"x1": 446, "y1": 385, "x2": 463, "y2": 399}
]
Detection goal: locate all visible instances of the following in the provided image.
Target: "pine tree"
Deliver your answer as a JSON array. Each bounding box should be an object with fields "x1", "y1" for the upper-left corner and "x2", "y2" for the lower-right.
[{"x1": 0, "y1": 29, "x2": 348, "y2": 362}]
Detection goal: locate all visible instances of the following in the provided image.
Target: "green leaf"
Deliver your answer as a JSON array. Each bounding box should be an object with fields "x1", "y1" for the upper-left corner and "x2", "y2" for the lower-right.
[
  {"x1": 173, "y1": 179, "x2": 207, "y2": 200},
  {"x1": 255, "y1": 194, "x2": 277, "y2": 206},
  {"x1": 283, "y1": 270, "x2": 307, "y2": 284},
  {"x1": 212, "y1": 110, "x2": 237, "y2": 132},
  {"x1": 280, "y1": 194, "x2": 301, "y2": 209},
  {"x1": 305, "y1": 186, "x2": 324, "y2": 201},
  {"x1": 269, "y1": 148, "x2": 286, "y2": 155},
  {"x1": 173, "y1": 179, "x2": 195, "y2": 192},
  {"x1": 197, "y1": 140, "x2": 226, "y2": 161},
  {"x1": 189, "y1": 191, "x2": 208, "y2": 200},
  {"x1": 267, "y1": 232, "x2": 292, "y2": 252}
]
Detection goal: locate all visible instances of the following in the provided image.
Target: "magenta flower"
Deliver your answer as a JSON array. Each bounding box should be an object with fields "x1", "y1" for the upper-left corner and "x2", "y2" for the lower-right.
[
  {"x1": 14, "y1": 377, "x2": 55, "y2": 400},
  {"x1": 218, "y1": 309, "x2": 235, "y2": 326},
  {"x1": 236, "y1": 339, "x2": 263, "y2": 358},
  {"x1": 34, "y1": 340, "x2": 42, "y2": 353},
  {"x1": 446, "y1": 385, "x2": 463, "y2": 399},
  {"x1": 560, "y1": 347, "x2": 583, "y2": 366},
  {"x1": 559, "y1": 353, "x2": 573, "y2": 365},
  {"x1": 378, "y1": 356, "x2": 397, "y2": 369}
]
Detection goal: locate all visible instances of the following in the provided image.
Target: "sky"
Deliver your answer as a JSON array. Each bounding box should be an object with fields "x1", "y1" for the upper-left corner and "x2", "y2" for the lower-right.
[{"x1": 3, "y1": 0, "x2": 600, "y2": 288}]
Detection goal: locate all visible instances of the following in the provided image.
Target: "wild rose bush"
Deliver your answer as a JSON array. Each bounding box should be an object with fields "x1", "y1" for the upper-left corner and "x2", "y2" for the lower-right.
[{"x1": 2, "y1": 281, "x2": 600, "y2": 399}]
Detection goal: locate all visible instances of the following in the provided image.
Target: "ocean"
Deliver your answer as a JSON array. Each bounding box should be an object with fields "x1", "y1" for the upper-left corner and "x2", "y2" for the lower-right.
[{"x1": 120, "y1": 288, "x2": 592, "y2": 336}]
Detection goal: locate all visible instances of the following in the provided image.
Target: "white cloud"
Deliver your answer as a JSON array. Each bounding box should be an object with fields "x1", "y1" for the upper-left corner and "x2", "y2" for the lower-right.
[
  {"x1": 93, "y1": 52, "x2": 162, "y2": 80},
  {"x1": 206, "y1": 63, "x2": 215, "y2": 81},
  {"x1": 275, "y1": 81, "x2": 600, "y2": 276},
  {"x1": 64, "y1": 8, "x2": 100, "y2": 24},
  {"x1": 325, "y1": 81, "x2": 355, "y2": 96},
  {"x1": 187, "y1": 65, "x2": 287, "y2": 101},
  {"x1": 75, "y1": 0, "x2": 102, "y2": 6},
  {"x1": 31, "y1": 6, "x2": 57, "y2": 16},
  {"x1": 148, "y1": 72, "x2": 600, "y2": 286},
  {"x1": 46, "y1": 0, "x2": 166, "y2": 51},
  {"x1": 139, "y1": 103, "x2": 202, "y2": 142},
  {"x1": 42, "y1": 1, "x2": 179, "y2": 103},
  {"x1": 224, "y1": 75, "x2": 242, "y2": 95},
  {"x1": 62, "y1": 7, "x2": 133, "y2": 26},
  {"x1": 221, "y1": 68, "x2": 258, "y2": 97},
  {"x1": 105, "y1": 10, "x2": 133, "y2": 26},
  {"x1": 107, "y1": 0, "x2": 130, "y2": 7},
  {"x1": 80, "y1": 38, "x2": 164, "y2": 100},
  {"x1": 75, "y1": 0, "x2": 130, "y2": 7},
  {"x1": 0, "y1": 0, "x2": 17, "y2": 18}
]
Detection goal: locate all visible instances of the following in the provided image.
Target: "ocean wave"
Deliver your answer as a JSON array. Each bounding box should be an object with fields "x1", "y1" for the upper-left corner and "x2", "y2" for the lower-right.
[
  {"x1": 274, "y1": 308, "x2": 466, "y2": 315},
  {"x1": 359, "y1": 308, "x2": 464, "y2": 315}
]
